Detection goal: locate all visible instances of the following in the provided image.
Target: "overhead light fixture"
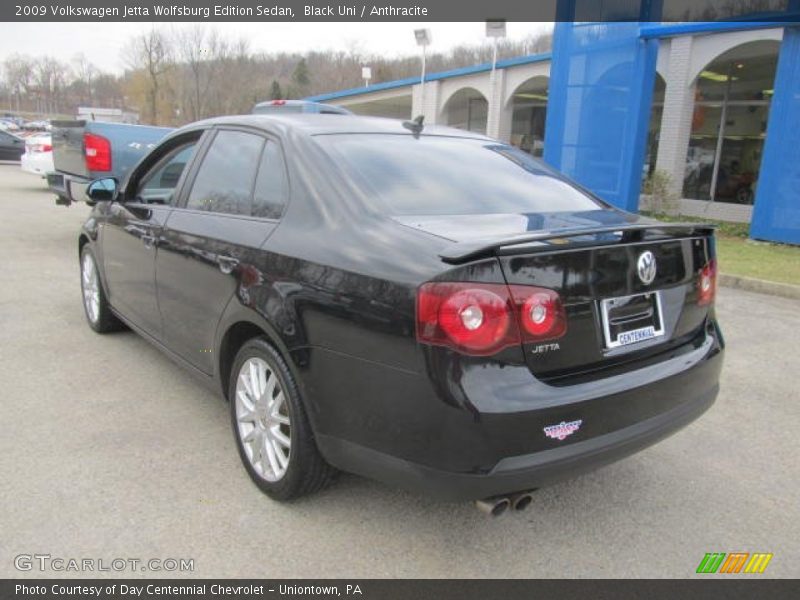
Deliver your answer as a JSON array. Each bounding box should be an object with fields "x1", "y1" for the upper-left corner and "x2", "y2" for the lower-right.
[
  {"x1": 486, "y1": 20, "x2": 507, "y2": 38},
  {"x1": 700, "y1": 70, "x2": 738, "y2": 83},
  {"x1": 736, "y1": 62, "x2": 744, "y2": 69},
  {"x1": 414, "y1": 28, "x2": 432, "y2": 46}
]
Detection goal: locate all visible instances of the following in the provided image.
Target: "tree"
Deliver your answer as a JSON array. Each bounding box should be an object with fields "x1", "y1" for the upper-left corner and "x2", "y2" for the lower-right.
[
  {"x1": 2, "y1": 55, "x2": 35, "y2": 112},
  {"x1": 72, "y1": 54, "x2": 98, "y2": 105},
  {"x1": 290, "y1": 58, "x2": 310, "y2": 97},
  {"x1": 123, "y1": 28, "x2": 172, "y2": 124},
  {"x1": 269, "y1": 80, "x2": 282, "y2": 100}
]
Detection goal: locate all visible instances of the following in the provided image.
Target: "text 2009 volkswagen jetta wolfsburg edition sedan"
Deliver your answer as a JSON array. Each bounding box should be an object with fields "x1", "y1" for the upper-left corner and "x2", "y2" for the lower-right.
[{"x1": 79, "y1": 115, "x2": 723, "y2": 513}]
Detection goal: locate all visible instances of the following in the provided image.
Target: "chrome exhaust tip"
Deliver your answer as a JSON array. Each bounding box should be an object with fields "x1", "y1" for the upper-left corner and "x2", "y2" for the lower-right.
[
  {"x1": 475, "y1": 496, "x2": 511, "y2": 517},
  {"x1": 510, "y1": 491, "x2": 536, "y2": 511}
]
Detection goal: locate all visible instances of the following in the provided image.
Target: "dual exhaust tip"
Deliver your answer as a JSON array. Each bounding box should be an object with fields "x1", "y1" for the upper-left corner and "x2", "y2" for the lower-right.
[{"x1": 475, "y1": 490, "x2": 536, "y2": 517}]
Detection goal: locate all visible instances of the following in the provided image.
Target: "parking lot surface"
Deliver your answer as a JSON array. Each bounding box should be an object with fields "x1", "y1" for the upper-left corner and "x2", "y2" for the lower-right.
[{"x1": 1, "y1": 163, "x2": 798, "y2": 578}]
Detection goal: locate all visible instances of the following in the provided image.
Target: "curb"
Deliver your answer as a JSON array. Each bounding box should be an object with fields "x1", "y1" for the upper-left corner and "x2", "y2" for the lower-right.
[{"x1": 719, "y1": 273, "x2": 800, "y2": 301}]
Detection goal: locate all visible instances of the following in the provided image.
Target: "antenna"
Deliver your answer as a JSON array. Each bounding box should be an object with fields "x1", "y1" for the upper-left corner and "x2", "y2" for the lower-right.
[{"x1": 402, "y1": 115, "x2": 425, "y2": 136}]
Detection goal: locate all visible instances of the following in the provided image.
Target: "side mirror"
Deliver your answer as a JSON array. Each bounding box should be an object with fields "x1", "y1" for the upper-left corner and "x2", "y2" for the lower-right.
[{"x1": 86, "y1": 177, "x2": 118, "y2": 205}]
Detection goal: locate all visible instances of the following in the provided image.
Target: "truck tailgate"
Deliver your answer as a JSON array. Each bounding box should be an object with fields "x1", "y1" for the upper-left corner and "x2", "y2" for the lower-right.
[{"x1": 50, "y1": 120, "x2": 88, "y2": 178}]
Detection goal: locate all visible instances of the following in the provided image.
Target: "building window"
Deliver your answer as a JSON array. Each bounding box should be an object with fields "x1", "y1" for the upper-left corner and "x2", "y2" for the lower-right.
[
  {"x1": 509, "y1": 77, "x2": 549, "y2": 157},
  {"x1": 684, "y1": 42, "x2": 779, "y2": 204}
]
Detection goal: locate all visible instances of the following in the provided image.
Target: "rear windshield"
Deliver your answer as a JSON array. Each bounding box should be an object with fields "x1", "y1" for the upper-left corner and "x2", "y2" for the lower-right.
[{"x1": 315, "y1": 134, "x2": 604, "y2": 215}]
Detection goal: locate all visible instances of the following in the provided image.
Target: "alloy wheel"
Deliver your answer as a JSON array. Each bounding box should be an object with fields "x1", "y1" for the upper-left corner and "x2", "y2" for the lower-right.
[
  {"x1": 235, "y1": 357, "x2": 292, "y2": 482},
  {"x1": 81, "y1": 253, "x2": 100, "y2": 324}
]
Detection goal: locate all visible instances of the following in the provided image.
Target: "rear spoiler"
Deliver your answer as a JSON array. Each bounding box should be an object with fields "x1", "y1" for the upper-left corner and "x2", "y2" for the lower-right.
[{"x1": 439, "y1": 222, "x2": 716, "y2": 265}]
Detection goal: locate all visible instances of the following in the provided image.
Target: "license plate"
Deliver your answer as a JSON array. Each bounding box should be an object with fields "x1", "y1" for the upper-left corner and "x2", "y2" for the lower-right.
[
  {"x1": 600, "y1": 292, "x2": 664, "y2": 349},
  {"x1": 617, "y1": 326, "x2": 657, "y2": 346}
]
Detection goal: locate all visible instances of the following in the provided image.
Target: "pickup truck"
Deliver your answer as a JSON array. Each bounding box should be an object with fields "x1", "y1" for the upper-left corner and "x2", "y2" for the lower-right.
[
  {"x1": 48, "y1": 120, "x2": 170, "y2": 205},
  {"x1": 49, "y1": 101, "x2": 349, "y2": 205}
]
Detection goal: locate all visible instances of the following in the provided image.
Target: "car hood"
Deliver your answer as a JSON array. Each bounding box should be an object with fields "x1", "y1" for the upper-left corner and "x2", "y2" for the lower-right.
[{"x1": 392, "y1": 210, "x2": 648, "y2": 243}]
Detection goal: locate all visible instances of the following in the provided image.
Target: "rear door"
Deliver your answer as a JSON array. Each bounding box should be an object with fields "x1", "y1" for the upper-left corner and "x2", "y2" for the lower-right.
[
  {"x1": 156, "y1": 127, "x2": 289, "y2": 374},
  {"x1": 101, "y1": 134, "x2": 202, "y2": 338}
]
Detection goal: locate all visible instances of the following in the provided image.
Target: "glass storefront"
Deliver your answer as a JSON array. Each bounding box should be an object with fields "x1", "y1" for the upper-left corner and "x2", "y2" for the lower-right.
[
  {"x1": 444, "y1": 88, "x2": 488, "y2": 134},
  {"x1": 683, "y1": 43, "x2": 778, "y2": 204},
  {"x1": 509, "y1": 77, "x2": 549, "y2": 157},
  {"x1": 644, "y1": 75, "x2": 666, "y2": 182}
]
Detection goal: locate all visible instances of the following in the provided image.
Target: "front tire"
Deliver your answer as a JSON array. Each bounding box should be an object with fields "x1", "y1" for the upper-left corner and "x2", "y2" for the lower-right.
[
  {"x1": 80, "y1": 245, "x2": 123, "y2": 333},
  {"x1": 230, "y1": 337, "x2": 335, "y2": 501}
]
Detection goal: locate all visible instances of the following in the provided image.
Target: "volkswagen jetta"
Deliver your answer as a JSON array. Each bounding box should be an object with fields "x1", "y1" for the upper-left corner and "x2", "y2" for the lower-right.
[{"x1": 78, "y1": 115, "x2": 723, "y2": 510}]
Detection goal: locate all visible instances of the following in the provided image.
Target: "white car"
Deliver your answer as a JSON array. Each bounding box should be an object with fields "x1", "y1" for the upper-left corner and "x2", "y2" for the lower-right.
[{"x1": 20, "y1": 134, "x2": 54, "y2": 178}]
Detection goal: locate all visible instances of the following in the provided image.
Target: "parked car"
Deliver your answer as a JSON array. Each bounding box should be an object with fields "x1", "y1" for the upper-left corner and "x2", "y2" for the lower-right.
[
  {"x1": 252, "y1": 99, "x2": 352, "y2": 115},
  {"x1": 48, "y1": 120, "x2": 170, "y2": 204},
  {"x1": 78, "y1": 115, "x2": 723, "y2": 511},
  {"x1": 22, "y1": 120, "x2": 51, "y2": 132},
  {"x1": 0, "y1": 129, "x2": 25, "y2": 161},
  {"x1": 0, "y1": 119, "x2": 21, "y2": 132},
  {"x1": 20, "y1": 133, "x2": 54, "y2": 177}
]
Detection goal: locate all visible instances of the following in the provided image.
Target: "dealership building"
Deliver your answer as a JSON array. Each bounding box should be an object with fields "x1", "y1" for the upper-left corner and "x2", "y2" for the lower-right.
[{"x1": 307, "y1": 22, "x2": 799, "y2": 244}]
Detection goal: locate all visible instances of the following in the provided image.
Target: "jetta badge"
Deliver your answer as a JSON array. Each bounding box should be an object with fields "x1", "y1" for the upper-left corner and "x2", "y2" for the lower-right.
[
  {"x1": 543, "y1": 419, "x2": 583, "y2": 441},
  {"x1": 637, "y1": 251, "x2": 657, "y2": 285}
]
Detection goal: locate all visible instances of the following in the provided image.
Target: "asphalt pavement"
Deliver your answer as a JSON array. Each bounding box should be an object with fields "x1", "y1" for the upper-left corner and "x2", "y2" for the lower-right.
[{"x1": 0, "y1": 163, "x2": 798, "y2": 578}]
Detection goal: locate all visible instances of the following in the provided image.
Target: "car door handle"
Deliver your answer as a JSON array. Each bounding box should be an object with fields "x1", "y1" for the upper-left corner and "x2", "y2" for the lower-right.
[
  {"x1": 217, "y1": 256, "x2": 239, "y2": 274},
  {"x1": 141, "y1": 234, "x2": 157, "y2": 249}
]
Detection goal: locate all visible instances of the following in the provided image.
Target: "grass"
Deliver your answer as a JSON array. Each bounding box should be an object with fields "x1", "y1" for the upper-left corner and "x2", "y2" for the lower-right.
[
  {"x1": 715, "y1": 236, "x2": 800, "y2": 286},
  {"x1": 641, "y1": 211, "x2": 800, "y2": 286}
]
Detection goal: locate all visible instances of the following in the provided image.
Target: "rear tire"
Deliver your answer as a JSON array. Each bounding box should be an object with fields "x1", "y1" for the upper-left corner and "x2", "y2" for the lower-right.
[
  {"x1": 229, "y1": 337, "x2": 335, "y2": 501},
  {"x1": 80, "y1": 245, "x2": 124, "y2": 333}
]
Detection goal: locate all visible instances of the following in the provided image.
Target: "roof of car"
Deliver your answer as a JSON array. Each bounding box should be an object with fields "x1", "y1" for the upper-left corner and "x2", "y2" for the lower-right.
[{"x1": 179, "y1": 114, "x2": 493, "y2": 140}]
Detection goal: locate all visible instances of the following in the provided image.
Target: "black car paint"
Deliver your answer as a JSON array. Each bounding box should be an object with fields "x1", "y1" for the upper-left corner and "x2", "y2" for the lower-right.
[
  {"x1": 0, "y1": 130, "x2": 25, "y2": 161},
  {"x1": 80, "y1": 115, "x2": 723, "y2": 500}
]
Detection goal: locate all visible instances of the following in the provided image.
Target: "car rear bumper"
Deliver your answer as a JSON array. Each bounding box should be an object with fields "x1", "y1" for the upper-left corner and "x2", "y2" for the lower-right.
[
  {"x1": 21, "y1": 153, "x2": 54, "y2": 176},
  {"x1": 315, "y1": 323, "x2": 723, "y2": 501}
]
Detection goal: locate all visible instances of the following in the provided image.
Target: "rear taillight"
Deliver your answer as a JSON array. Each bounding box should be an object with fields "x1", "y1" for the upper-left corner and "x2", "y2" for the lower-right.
[
  {"x1": 698, "y1": 259, "x2": 717, "y2": 306},
  {"x1": 40, "y1": 143, "x2": 52, "y2": 153},
  {"x1": 512, "y1": 287, "x2": 568, "y2": 340},
  {"x1": 84, "y1": 133, "x2": 111, "y2": 171},
  {"x1": 417, "y1": 282, "x2": 567, "y2": 356}
]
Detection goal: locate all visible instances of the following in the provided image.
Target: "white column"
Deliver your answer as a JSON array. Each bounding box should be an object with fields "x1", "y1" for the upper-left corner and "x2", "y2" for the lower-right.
[
  {"x1": 412, "y1": 80, "x2": 440, "y2": 125},
  {"x1": 486, "y1": 68, "x2": 507, "y2": 139},
  {"x1": 655, "y1": 35, "x2": 696, "y2": 198}
]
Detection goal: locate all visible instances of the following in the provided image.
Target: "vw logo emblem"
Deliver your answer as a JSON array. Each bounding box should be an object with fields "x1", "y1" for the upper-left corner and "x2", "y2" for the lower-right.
[{"x1": 637, "y1": 251, "x2": 657, "y2": 285}]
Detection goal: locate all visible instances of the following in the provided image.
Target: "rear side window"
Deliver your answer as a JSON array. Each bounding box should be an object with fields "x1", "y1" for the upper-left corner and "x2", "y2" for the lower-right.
[
  {"x1": 186, "y1": 130, "x2": 264, "y2": 215},
  {"x1": 252, "y1": 141, "x2": 288, "y2": 219},
  {"x1": 315, "y1": 135, "x2": 603, "y2": 216}
]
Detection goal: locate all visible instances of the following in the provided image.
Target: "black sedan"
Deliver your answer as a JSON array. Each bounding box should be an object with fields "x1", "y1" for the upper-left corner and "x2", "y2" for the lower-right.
[
  {"x1": 78, "y1": 115, "x2": 723, "y2": 513},
  {"x1": 0, "y1": 129, "x2": 25, "y2": 161}
]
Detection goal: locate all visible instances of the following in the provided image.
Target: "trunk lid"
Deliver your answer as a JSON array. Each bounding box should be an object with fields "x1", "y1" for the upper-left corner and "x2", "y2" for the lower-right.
[{"x1": 402, "y1": 211, "x2": 716, "y2": 382}]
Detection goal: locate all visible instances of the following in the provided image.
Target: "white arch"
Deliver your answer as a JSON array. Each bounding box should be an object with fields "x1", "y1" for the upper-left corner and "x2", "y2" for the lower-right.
[
  {"x1": 504, "y1": 74, "x2": 550, "y2": 109},
  {"x1": 688, "y1": 29, "x2": 783, "y2": 84},
  {"x1": 502, "y1": 61, "x2": 550, "y2": 107},
  {"x1": 438, "y1": 72, "x2": 492, "y2": 118},
  {"x1": 438, "y1": 85, "x2": 490, "y2": 127}
]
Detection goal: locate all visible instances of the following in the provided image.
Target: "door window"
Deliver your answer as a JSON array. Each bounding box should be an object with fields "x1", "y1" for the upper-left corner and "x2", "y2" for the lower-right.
[
  {"x1": 186, "y1": 130, "x2": 264, "y2": 215},
  {"x1": 135, "y1": 142, "x2": 198, "y2": 205},
  {"x1": 252, "y1": 141, "x2": 289, "y2": 219}
]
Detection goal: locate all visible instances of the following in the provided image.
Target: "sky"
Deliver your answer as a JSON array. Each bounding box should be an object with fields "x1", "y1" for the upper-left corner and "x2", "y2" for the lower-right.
[{"x1": 0, "y1": 22, "x2": 553, "y2": 74}]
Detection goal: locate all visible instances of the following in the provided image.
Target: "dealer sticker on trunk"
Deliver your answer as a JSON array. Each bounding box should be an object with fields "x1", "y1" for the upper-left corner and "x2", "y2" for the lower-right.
[{"x1": 617, "y1": 326, "x2": 657, "y2": 346}]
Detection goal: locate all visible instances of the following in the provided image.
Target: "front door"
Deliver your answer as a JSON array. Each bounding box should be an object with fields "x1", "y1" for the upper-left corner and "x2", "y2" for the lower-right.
[{"x1": 101, "y1": 139, "x2": 200, "y2": 338}]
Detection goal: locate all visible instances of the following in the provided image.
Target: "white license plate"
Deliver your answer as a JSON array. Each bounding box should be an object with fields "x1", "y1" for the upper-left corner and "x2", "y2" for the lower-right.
[
  {"x1": 600, "y1": 292, "x2": 665, "y2": 349},
  {"x1": 617, "y1": 326, "x2": 657, "y2": 346}
]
